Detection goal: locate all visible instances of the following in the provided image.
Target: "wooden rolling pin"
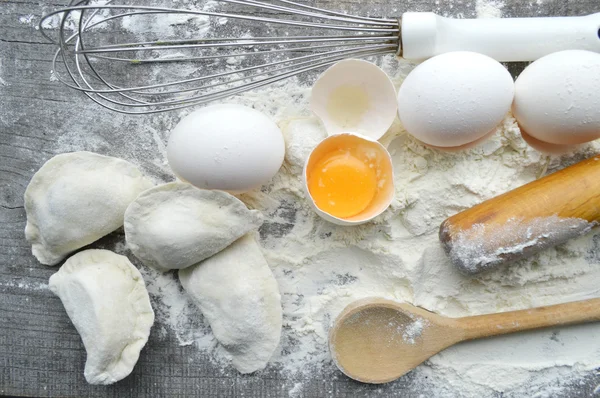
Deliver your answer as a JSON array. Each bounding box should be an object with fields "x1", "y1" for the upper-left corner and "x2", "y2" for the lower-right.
[{"x1": 439, "y1": 155, "x2": 600, "y2": 274}]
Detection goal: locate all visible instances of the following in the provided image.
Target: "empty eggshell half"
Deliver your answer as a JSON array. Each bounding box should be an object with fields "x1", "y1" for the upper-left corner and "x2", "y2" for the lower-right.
[
  {"x1": 310, "y1": 59, "x2": 397, "y2": 140},
  {"x1": 303, "y1": 133, "x2": 394, "y2": 226}
]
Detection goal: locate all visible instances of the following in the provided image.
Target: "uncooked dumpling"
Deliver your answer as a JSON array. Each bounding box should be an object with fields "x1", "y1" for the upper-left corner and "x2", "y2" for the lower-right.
[
  {"x1": 48, "y1": 249, "x2": 155, "y2": 385},
  {"x1": 124, "y1": 182, "x2": 263, "y2": 271},
  {"x1": 179, "y1": 234, "x2": 282, "y2": 374},
  {"x1": 24, "y1": 151, "x2": 153, "y2": 265}
]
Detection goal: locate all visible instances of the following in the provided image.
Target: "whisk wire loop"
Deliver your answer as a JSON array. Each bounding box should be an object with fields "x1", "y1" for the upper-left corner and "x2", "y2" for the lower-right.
[{"x1": 40, "y1": 0, "x2": 399, "y2": 114}]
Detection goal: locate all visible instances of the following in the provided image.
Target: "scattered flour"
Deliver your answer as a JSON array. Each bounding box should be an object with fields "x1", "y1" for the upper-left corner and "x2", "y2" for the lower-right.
[
  {"x1": 0, "y1": 59, "x2": 7, "y2": 87},
  {"x1": 0, "y1": 279, "x2": 48, "y2": 291},
  {"x1": 37, "y1": 0, "x2": 600, "y2": 397},
  {"x1": 476, "y1": 0, "x2": 504, "y2": 18},
  {"x1": 40, "y1": 12, "x2": 78, "y2": 31},
  {"x1": 403, "y1": 318, "x2": 426, "y2": 344},
  {"x1": 443, "y1": 215, "x2": 598, "y2": 274},
  {"x1": 119, "y1": 76, "x2": 600, "y2": 397},
  {"x1": 49, "y1": 70, "x2": 59, "y2": 82},
  {"x1": 121, "y1": 13, "x2": 210, "y2": 37},
  {"x1": 18, "y1": 15, "x2": 35, "y2": 25},
  {"x1": 288, "y1": 382, "x2": 304, "y2": 398},
  {"x1": 39, "y1": 1, "x2": 112, "y2": 32}
]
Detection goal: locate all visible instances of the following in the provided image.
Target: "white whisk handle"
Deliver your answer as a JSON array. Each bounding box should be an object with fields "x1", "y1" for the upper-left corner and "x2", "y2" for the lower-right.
[{"x1": 401, "y1": 12, "x2": 600, "y2": 61}]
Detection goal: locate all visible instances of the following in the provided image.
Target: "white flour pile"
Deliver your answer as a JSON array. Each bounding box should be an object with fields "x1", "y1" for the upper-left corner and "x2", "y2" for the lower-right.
[
  {"x1": 19, "y1": 0, "x2": 600, "y2": 396},
  {"x1": 127, "y1": 73, "x2": 600, "y2": 396},
  {"x1": 118, "y1": 82, "x2": 600, "y2": 397}
]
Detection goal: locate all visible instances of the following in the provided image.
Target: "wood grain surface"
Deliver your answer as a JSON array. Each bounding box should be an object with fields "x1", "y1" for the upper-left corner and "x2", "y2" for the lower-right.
[
  {"x1": 440, "y1": 155, "x2": 600, "y2": 273},
  {"x1": 2, "y1": 0, "x2": 600, "y2": 397}
]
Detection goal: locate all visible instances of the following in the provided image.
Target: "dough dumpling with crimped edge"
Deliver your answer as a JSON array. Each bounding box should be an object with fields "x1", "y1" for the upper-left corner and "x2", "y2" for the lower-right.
[
  {"x1": 48, "y1": 249, "x2": 155, "y2": 385},
  {"x1": 124, "y1": 182, "x2": 264, "y2": 271},
  {"x1": 24, "y1": 151, "x2": 153, "y2": 265},
  {"x1": 178, "y1": 234, "x2": 282, "y2": 374}
]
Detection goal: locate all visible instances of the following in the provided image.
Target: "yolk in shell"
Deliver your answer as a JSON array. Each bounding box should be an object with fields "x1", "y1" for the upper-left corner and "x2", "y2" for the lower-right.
[{"x1": 307, "y1": 149, "x2": 378, "y2": 218}]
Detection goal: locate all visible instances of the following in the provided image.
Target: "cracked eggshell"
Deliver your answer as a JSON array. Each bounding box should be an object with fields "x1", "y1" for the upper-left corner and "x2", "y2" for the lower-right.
[
  {"x1": 310, "y1": 59, "x2": 397, "y2": 140},
  {"x1": 303, "y1": 133, "x2": 394, "y2": 226}
]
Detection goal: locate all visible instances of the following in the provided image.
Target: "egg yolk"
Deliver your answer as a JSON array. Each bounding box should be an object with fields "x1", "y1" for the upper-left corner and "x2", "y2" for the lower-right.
[{"x1": 307, "y1": 150, "x2": 378, "y2": 218}]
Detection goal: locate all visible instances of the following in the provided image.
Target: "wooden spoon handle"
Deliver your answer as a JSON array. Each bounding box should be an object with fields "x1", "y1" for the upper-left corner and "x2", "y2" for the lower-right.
[{"x1": 456, "y1": 298, "x2": 600, "y2": 341}]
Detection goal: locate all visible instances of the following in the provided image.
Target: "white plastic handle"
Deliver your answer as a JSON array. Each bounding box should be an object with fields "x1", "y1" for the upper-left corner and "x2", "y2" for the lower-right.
[{"x1": 401, "y1": 12, "x2": 600, "y2": 61}]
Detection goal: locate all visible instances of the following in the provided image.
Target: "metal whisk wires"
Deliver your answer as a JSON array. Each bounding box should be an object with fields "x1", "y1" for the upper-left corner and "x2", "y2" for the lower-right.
[{"x1": 40, "y1": 0, "x2": 399, "y2": 114}]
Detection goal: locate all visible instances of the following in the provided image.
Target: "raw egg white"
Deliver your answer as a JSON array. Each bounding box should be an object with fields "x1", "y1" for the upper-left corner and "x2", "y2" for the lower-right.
[
  {"x1": 167, "y1": 104, "x2": 285, "y2": 193},
  {"x1": 397, "y1": 51, "x2": 514, "y2": 149},
  {"x1": 303, "y1": 133, "x2": 394, "y2": 226},
  {"x1": 513, "y1": 50, "x2": 600, "y2": 146}
]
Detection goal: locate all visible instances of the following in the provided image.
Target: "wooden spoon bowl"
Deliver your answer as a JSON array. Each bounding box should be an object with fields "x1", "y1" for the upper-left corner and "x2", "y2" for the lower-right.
[{"x1": 329, "y1": 297, "x2": 600, "y2": 384}]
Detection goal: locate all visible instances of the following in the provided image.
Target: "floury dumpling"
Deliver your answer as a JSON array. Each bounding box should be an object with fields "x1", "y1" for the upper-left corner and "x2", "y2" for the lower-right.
[
  {"x1": 124, "y1": 182, "x2": 264, "y2": 271},
  {"x1": 49, "y1": 249, "x2": 154, "y2": 385},
  {"x1": 24, "y1": 151, "x2": 153, "y2": 265},
  {"x1": 179, "y1": 234, "x2": 282, "y2": 374}
]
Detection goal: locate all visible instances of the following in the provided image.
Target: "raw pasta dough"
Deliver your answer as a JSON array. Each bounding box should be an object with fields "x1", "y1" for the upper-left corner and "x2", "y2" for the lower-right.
[
  {"x1": 179, "y1": 234, "x2": 283, "y2": 374},
  {"x1": 48, "y1": 249, "x2": 155, "y2": 385},
  {"x1": 124, "y1": 182, "x2": 263, "y2": 271},
  {"x1": 24, "y1": 151, "x2": 153, "y2": 265}
]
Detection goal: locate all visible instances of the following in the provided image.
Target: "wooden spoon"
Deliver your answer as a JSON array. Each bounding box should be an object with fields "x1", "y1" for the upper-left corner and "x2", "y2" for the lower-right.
[{"x1": 329, "y1": 297, "x2": 600, "y2": 384}]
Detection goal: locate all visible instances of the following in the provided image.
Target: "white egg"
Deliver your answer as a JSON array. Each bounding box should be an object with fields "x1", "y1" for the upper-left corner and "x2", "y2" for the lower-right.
[
  {"x1": 397, "y1": 51, "x2": 514, "y2": 148},
  {"x1": 167, "y1": 104, "x2": 285, "y2": 193},
  {"x1": 520, "y1": 129, "x2": 575, "y2": 154},
  {"x1": 513, "y1": 50, "x2": 600, "y2": 146}
]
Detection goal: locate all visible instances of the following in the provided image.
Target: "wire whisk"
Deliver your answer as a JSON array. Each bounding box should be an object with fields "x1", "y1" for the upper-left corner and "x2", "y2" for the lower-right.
[{"x1": 40, "y1": 0, "x2": 400, "y2": 114}]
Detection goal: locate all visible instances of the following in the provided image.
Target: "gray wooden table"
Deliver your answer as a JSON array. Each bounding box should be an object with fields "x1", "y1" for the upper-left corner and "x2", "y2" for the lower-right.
[{"x1": 2, "y1": 0, "x2": 600, "y2": 397}]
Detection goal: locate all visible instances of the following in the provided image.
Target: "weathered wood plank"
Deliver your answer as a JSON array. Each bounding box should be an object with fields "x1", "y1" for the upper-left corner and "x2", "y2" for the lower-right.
[{"x1": 2, "y1": 0, "x2": 600, "y2": 397}]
